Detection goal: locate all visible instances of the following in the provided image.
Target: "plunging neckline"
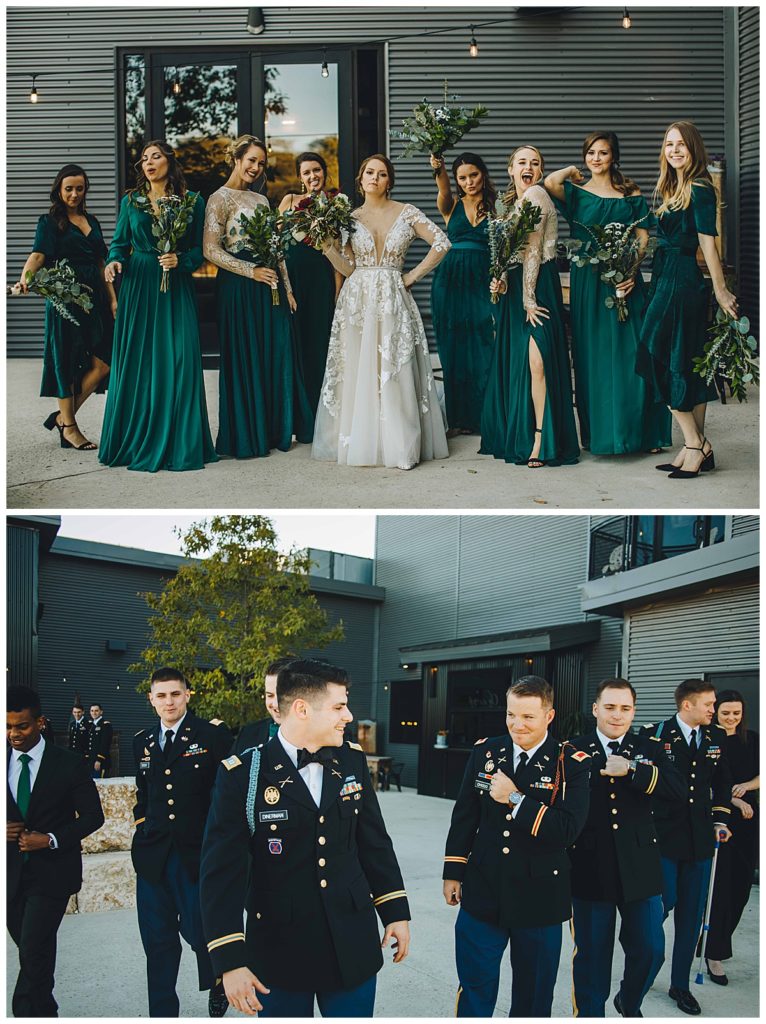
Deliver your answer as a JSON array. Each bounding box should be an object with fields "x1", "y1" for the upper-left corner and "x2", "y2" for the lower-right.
[
  {"x1": 459, "y1": 200, "x2": 486, "y2": 229},
  {"x1": 353, "y1": 205, "x2": 408, "y2": 266},
  {"x1": 70, "y1": 217, "x2": 93, "y2": 239}
]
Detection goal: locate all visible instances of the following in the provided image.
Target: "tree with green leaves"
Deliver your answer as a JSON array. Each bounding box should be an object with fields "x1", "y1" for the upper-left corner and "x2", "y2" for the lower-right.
[{"x1": 130, "y1": 516, "x2": 344, "y2": 728}]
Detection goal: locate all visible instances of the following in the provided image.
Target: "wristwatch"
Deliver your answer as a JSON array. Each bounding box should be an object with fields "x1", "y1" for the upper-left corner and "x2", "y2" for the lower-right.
[{"x1": 508, "y1": 791, "x2": 523, "y2": 806}]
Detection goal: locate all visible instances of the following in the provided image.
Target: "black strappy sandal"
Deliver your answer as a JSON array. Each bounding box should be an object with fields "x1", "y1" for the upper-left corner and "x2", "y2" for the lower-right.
[
  {"x1": 43, "y1": 410, "x2": 60, "y2": 431},
  {"x1": 528, "y1": 427, "x2": 544, "y2": 468},
  {"x1": 56, "y1": 422, "x2": 97, "y2": 451},
  {"x1": 667, "y1": 439, "x2": 714, "y2": 479}
]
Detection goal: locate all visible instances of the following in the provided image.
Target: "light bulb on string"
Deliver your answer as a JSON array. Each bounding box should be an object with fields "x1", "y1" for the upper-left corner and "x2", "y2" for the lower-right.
[
  {"x1": 172, "y1": 76, "x2": 182, "y2": 96},
  {"x1": 622, "y1": 7, "x2": 632, "y2": 29},
  {"x1": 321, "y1": 50, "x2": 329, "y2": 78},
  {"x1": 469, "y1": 25, "x2": 479, "y2": 58},
  {"x1": 29, "y1": 74, "x2": 38, "y2": 104}
]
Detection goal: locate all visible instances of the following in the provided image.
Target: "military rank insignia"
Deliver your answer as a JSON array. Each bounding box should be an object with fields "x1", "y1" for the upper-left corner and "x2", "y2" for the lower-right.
[
  {"x1": 264, "y1": 786, "x2": 281, "y2": 805},
  {"x1": 570, "y1": 750, "x2": 590, "y2": 762},
  {"x1": 340, "y1": 780, "x2": 363, "y2": 796},
  {"x1": 268, "y1": 839, "x2": 283, "y2": 855},
  {"x1": 474, "y1": 771, "x2": 493, "y2": 792},
  {"x1": 706, "y1": 744, "x2": 721, "y2": 760}
]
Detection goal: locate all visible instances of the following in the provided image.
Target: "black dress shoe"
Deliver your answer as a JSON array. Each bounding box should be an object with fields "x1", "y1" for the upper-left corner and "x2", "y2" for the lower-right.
[
  {"x1": 706, "y1": 958, "x2": 729, "y2": 986},
  {"x1": 614, "y1": 991, "x2": 643, "y2": 1017},
  {"x1": 668, "y1": 986, "x2": 702, "y2": 1015},
  {"x1": 208, "y1": 981, "x2": 229, "y2": 1017}
]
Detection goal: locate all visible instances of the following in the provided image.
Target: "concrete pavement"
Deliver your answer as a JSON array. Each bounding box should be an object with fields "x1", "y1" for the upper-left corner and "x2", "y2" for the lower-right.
[
  {"x1": 7, "y1": 360, "x2": 759, "y2": 509},
  {"x1": 6, "y1": 789, "x2": 759, "y2": 1017}
]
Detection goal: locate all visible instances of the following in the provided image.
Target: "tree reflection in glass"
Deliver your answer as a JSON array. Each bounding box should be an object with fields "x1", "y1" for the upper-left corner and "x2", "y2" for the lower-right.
[{"x1": 124, "y1": 54, "x2": 146, "y2": 190}]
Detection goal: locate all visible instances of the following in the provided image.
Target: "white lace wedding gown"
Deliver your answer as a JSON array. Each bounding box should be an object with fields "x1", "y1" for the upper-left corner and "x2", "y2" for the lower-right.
[{"x1": 312, "y1": 203, "x2": 451, "y2": 469}]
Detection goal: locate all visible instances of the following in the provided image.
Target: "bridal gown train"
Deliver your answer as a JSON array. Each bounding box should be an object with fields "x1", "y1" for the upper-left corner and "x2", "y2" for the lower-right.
[{"x1": 312, "y1": 203, "x2": 451, "y2": 469}]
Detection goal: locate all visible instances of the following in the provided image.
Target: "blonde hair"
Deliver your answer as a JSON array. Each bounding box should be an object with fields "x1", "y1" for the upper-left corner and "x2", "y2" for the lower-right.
[
  {"x1": 227, "y1": 134, "x2": 267, "y2": 169},
  {"x1": 504, "y1": 144, "x2": 545, "y2": 205},
  {"x1": 654, "y1": 120, "x2": 713, "y2": 215}
]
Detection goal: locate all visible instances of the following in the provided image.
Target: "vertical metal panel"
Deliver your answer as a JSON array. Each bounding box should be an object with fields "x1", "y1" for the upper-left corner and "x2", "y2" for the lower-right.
[
  {"x1": 731, "y1": 515, "x2": 759, "y2": 538},
  {"x1": 7, "y1": 6, "x2": 734, "y2": 356},
  {"x1": 6, "y1": 525, "x2": 39, "y2": 688},
  {"x1": 737, "y1": 6, "x2": 759, "y2": 335}
]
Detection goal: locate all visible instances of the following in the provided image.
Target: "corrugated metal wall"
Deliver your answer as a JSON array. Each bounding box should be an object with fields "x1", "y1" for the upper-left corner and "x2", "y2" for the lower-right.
[
  {"x1": 737, "y1": 6, "x2": 759, "y2": 335},
  {"x1": 732, "y1": 514, "x2": 759, "y2": 537},
  {"x1": 624, "y1": 581, "x2": 759, "y2": 727},
  {"x1": 7, "y1": 5, "x2": 744, "y2": 356},
  {"x1": 6, "y1": 525, "x2": 39, "y2": 688}
]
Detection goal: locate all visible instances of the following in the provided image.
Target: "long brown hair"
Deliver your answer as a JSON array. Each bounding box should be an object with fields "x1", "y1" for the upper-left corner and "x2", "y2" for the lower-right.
[
  {"x1": 129, "y1": 139, "x2": 187, "y2": 197},
  {"x1": 582, "y1": 131, "x2": 637, "y2": 197},
  {"x1": 503, "y1": 144, "x2": 545, "y2": 206},
  {"x1": 49, "y1": 164, "x2": 90, "y2": 231},
  {"x1": 715, "y1": 689, "x2": 749, "y2": 744},
  {"x1": 654, "y1": 120, "x2": 713, "y2": 215},
  {"x1": 451, "y1": 151, "x2": 497, "y2": 219},
  {"x1": 355, "y1": 153, "x2": 395, "y2": 201}
]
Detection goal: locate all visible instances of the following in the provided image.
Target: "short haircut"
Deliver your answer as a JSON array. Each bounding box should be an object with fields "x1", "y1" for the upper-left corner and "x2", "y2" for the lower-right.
[
  {"x1": 266, "y1": 656, "x2": 295, "y2": 678},
  {"x1": 595, "y1": 677, "x2": 637, "y2": 703},
  {"x1": 7, "y1": 685, "x2": 42, "y2": 717},
  {"x1": 277, "y1": 659, "x2": 350, "y2": 714},
  {"x1": 674, "y1": 678, "x2": 715, "y2": 708},
  {"x1": 72, "y1": 701, "x2": 84, "y2": 711},
  {"x1": 508, "y1": 675, "x2": 554, "y2": 709},
  {"x1": 150, "y1": 667, "x2": 190, "y2": 689}
]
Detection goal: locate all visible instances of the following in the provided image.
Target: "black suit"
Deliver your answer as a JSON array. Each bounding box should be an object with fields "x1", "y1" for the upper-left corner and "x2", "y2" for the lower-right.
[
  {"x1": 231, "y1": 716, "x2": 274, "y2": 755},
  {"x1": 7, "y1": 740, "x2": 104, "y2": 1017},
  {"x1": 86, "y1": 717, "x2": 113, "y2": 777},
  {"x1": 67, "y1": 717, "x2": 89, "y2": 759}
]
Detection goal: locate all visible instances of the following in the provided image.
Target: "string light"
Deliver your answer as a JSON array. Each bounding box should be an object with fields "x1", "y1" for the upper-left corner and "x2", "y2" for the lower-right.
[
  {"x1": 321, "y1": 49, "x2": 329, "y2": 78},
  {"x1": 469, "y1": 25, "x2": 479, "y2": 58},
  {"x1": 29, "y1": 74, "x2": 38, "y2": 103},
  {"x1": 172, "y1": 77, "x2": 182, "y2": 95},
  {"x1": 622, "y1": 7, "x2": 632, "y2": 29}
]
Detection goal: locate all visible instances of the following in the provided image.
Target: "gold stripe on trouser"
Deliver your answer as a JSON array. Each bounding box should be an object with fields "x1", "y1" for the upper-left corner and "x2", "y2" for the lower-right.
[
  {"x1": 570, "y1": 916, "x2": 579, "y2": 1017},
  {"x1": 454, "y1": 986, "x2": 463, "y2": 1017}
]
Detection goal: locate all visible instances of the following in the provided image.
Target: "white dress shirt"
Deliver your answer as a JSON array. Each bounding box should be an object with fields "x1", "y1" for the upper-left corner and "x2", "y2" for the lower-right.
[
  {"x1": 509, "y1": 733, "x2": 549, "y2": 817},
  {"x1": 160, "y1": 713, "x2": 187, "y2": 751},
  {"x1": 8, "y1": 734, "x2": 57, "y2": 847},
  {"x1": 675, "y1": 713, "x2": 699, "y2": 747},
  {"x1": 277, "y1": 730, "x2": 323, "y2": 806},
  {"x1": 596, "y1": 727, "x2": 627, "y2": 758}
]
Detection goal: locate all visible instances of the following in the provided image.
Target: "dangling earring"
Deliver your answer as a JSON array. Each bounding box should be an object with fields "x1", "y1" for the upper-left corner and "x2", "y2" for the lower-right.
[
  {"x1": 301, "y1": 181, "x2": 307, "y2": 193},
  {"x1": 386, "y1": 187, "x2": 391, "y2": 199}
]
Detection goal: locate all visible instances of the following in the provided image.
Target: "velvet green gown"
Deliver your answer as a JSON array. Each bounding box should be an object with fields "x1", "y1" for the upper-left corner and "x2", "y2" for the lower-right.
[
  {"x1": 636, "y1": 180, "x2": 720, "y2": 410},
  {"x1": 431, "y1": 200, "x2": 496, "y2": 432},
  {"x1": 558, "y1": 182, "x2": 672, "y2": 454},
  {"x1": 284, "y1": 239, "x2": 335, "y2": 414},
  {"x1": 33, "y1": 213, "x2": 113, "y2": 398},
  {"x1": 99, "y1": 192, "x2": 218, "y2": 472}
]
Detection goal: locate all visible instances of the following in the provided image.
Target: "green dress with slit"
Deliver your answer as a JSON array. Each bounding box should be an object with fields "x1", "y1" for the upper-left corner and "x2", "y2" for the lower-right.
[
  {"x1": 431, "y1": 200, "x2": 496, "y2": 432},
  {"x1": 558, "y1": 181, "x2": 672, "y2": 453},
  {"x1": 636, "y1": 180, "x2": 719, "y2": 410},
  {"x1": 99, "y1": 192, "x2": 218, "y2": 472}
]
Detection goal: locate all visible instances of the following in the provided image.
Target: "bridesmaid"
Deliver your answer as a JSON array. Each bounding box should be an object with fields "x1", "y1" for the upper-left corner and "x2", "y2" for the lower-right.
[
  {"x1": 102, "y1": 140, "x2": 217, "y2": 472},
  {"x1": 278, "y1": 152, "x2": 342, "y2": 414},
  {"x1": 480, "y1": 145, "x2": 579, "y2": 468},
  {"x1": 429, "y1": 151, "x2": 497, "y2": 435},
  {"x1": 636, "y1": 120, "x2": 738, "y2": 478},
  {"x1": 19, "y1": 164, "x2": 116, "y2": 451},
  {"x1": 203, "y1": 135, "x2": 313, "y2": 458},
  {"x1": 545, "y1": 132, "x2": 672, "y2": 455}
]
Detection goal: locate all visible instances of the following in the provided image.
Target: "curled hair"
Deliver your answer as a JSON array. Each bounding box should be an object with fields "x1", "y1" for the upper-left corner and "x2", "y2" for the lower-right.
[
  {"x1": 49, "y1": 164, "x2": 90, "y2": 232},
  {"x1": 715, "y1": 688, "x2": 748, "y2": 742},
  {"x1": 355, "y1": 153, "x2": 395, "y2": 200},
  {"x1": 227, "y1": 133, "x2": 267, "y2": 167},
  {"x1": 654, "y1": 120, "x2": 713, "y2": 215},
  {"x1": 508, "y1": 674, "x2": 554, "y2": 709},
  {"x1": 276, "y1": 659, "x2": 350, "y2": 715},
  {"x1": 451, "y1": 151, "x2": 497, "y2": 218},
  {"x1": 582, "y1": 131, "x2": 637, "y2": 197},
  {"x1": 129, "y1": 140, "x2": 187, "y2": 198},
  {"x1": 295, "y1": 150, "x2": 328, "y2": 181},
  {"x1": 503, "y1": 144, "x2": 545, "y2": 206}
]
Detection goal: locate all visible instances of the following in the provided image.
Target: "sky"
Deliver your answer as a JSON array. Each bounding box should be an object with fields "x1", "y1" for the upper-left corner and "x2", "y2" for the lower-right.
[{"x1": 58, "y1": 514, "x2": 377, "y2": 558}]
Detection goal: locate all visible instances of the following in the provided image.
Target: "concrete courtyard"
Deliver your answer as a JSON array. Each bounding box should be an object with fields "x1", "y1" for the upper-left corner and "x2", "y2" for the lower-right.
[
  {"x1": 6, "y1": 788, "x2": 759, "y2": 1018},
  {"x1": 7, "y1": 360, "x2": 760, "y2": 510}
]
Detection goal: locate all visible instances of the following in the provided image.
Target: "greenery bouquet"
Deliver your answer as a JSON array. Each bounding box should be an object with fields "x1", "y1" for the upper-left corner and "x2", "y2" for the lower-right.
[
  {"x1": 564, "y1": 216, "x2": 654, "y2": 322},
  {"x1": 693, "y1": 309, "x2": 759, "y2": 403},
  {"x1": 132, "y1": 191, "x2": 199, "y2": 293},
  {"x1": 233, "y1": 205, "x2": 293, "y2": 305},
  {"x1": 291, "y1": 189, "x2": 354, "y2": 250},
  {"x1": 486, "y1": 199, "x2": 543, "y2": 304},
  {"x1": 390, "y1": 81, "x2": 489, "y2": 164},
  {"x1": 20, "y1": 259, "x2": 94, "y2": 325}
]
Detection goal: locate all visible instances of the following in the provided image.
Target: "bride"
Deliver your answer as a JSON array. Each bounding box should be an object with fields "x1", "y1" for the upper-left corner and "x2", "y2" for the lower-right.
[{"x1": 312, "y1": 154, "x2": 451, "y2": 469}]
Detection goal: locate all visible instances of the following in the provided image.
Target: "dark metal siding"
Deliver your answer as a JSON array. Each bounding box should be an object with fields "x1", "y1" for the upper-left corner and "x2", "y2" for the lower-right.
[
  {"x1": 8, "y1": 6, "x2": 735, "y2": 355},
  {"x1": 732, "y1": 515, "x2": 759, "y2": 538},
  {"x1": 738, "y1": 6, "x2": 759, "y2": 335},
  {"x1": 6, "y1": 525, "x2": 39, "y2": 688}
]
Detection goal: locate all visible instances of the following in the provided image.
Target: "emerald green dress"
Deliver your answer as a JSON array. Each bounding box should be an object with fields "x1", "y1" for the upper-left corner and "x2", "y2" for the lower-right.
[
  {"x1": 99, "y1": 192, "x2": 218, "y2": 472},
  {"x1": 33, "y1": 213, "x2": 113, "y2": 397},
  {"x1": 636, "y1": 180, "x2": 719, "y2": 410},
  {"x1": 284, "y1": 238, "x2": 335, "y2": 414},
  {"x1": 431, "y1": 200, "x2": 496, "y2": 431},
  {"x1": 558, "y1": 182, "x2": 672, "y2": 453}
]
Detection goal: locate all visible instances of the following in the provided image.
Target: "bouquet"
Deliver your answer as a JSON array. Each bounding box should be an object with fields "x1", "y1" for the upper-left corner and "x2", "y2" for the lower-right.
[
  {"x1": 17, "y1": 259, "x2": 94, "y2": 325},
  {"x1": 486, "y1": 199, "x2": 543, "y2": 304},
  {"x1": 290, "y1": 189, "x2": 354, "y2": 250},
  {"x1": 232, "y1": 205, "x2": 293, "y2": 305},
  {"x1": 564, "y1": 216, "x2": 654, "y2": 322},
  {"x1": 132, "y1": 191, "x2": 198, "y2": 293},
  {"x1": 692, "y1": 309, "x2": 759, "y2": 403},
  {"x1": 390, "y1": 80, "x2": 489, "y2": 164}
]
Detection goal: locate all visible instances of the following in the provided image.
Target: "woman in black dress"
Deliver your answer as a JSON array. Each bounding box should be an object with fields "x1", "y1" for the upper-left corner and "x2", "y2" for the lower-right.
[{"x1": 704, "y1": 689, "x2": 759, "y2": 983}]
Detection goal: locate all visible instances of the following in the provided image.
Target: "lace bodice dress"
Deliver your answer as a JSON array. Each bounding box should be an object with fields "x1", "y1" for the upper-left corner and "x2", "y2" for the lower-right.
[
  {"x1": 312, "y1": 203, "x2": 452, "y2": 469},
  {"x1": 203, "y1": 187, "x2": 291, "y2": 290},
  {"x1": 507, "y1": 184, "x2": 558, "y2": 309}
]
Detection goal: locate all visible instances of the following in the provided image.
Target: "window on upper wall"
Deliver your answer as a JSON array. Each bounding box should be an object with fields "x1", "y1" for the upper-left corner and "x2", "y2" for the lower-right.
[{"x1": 589, "y1": 516, "x2": 726, "y2": 579}]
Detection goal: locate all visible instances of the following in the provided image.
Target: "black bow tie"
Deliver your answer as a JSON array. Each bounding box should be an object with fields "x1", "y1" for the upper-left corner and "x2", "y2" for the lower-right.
[{"x1": 297, "y1": 746, "x2": 335, "y2": 769}]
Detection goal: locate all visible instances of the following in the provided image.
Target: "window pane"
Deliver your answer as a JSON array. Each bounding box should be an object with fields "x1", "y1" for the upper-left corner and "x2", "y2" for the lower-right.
[
  {"x1": 264, "y1": 62, "x2": 339, "y2": 205},
  {"x1": 660, "y1": 516, "x2": 701, "y2": 559},
  {"x1": 633, "y1": 516, "x2": 655, "y2": 567},
  {"x1": 124, "y1": 54, "x2": 146, "y2": 190}
]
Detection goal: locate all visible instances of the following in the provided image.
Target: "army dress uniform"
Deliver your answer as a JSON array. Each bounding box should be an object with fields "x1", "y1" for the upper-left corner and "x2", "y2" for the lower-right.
[
  {"x1": 639, "y1": 716, "x2": 733, "y2": 996},
  {"x1": 232, "y1": 716, "x2": 277, "y2": 756},
  {"x1": 68, "y1": 717, "x2": 90, "y2": 760},
  {"x1": 200, "y1": 735, "x2": 410, "y2": 1017},
  {"x1": 132, "y1": 712, "x2": 232, "y2": 1017},
  {"x1": 87, "y1": 716, "x2": 113, "y2": 778},
  {"x1": 443, "y1": 733, "x2": 591, "y2": 1018},
  {"x1": 568, "y1": 729, "x2": 685, "y2": 1017}
]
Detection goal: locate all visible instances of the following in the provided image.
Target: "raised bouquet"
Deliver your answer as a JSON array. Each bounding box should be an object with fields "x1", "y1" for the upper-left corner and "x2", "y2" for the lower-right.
[
  {"x1": 232, "y1": 205, "x2": 293, "y2": 305},
  {"x1": 486, "y1": 199, "x2": 543, "y2": 304},
  {"x1": 290, "y1": 189, "x2": 354, "y2": 250},
  {"x1": 16, "y1": 259, "x2": 94, "y2": 325},
  {"x1": 132, "y1": 190, "x2": 198, "y2": 293},
  {"x1": 692, "y1": 309, "x2": 759, "y2": 403},
  {"x1": 390, "y1": 80, "x2": 489, "y2": 164},
  {"x1": 564, "y1": 216, "x2": 654, "y2": 322}
]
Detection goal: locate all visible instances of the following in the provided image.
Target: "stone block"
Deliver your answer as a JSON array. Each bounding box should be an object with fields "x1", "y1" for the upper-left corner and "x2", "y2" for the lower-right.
[
  {"x1": 83, "y1": 777, "x2": 137, "y2": 854},
  {"x1": 67, "y1": 850, "x2": 136, "y2": 914}
]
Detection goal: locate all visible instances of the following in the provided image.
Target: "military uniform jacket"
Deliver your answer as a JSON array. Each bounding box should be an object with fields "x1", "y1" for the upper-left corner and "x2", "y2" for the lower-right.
[
  {"x1": 639, "y1": 719, "x2": 733, "y2": 862},
  {"x1": 231, "y1": 717, "x2": 273, "y2": 756},
  {"x1": 568, "y1": 730, "x2": 685, "y2": 904},
  {"x1": 86, "y1": 718, "x2": 113, "y2": 773},
  {"x1": 200, "y1": 737, "x2": 410, "y2": 992},
  {"x1": 132, "y1": 713, "x2": 232, "y2": 885},
  {"x1": 442, "y1": 733, "x2": 591, "y2": 929},
  {"x1": 68, "y1": 718, "x2": 89, "y2": 757}
]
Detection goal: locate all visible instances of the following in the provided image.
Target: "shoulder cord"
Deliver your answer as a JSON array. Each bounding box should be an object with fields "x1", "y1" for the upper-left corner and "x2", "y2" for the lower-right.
[
  {"x1": 550, "y1": 742, "x2": 569, "y2": 806},
  {"x1": 244, "y1": 748, "x2": 262, "y2": 836},
  {"x1": 654, "y1": 721, "x2": 664, "y2": 739}
]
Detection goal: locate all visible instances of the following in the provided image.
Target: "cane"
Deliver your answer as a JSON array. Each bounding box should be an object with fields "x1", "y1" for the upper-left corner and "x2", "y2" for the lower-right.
[{"x1": 694, "y1": 830, "x2": 727, "y2": 985}]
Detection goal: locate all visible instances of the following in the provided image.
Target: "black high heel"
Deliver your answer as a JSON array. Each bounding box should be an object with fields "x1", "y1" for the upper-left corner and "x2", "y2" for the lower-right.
[
  {"x1": 43, "y1": 410, "x2": 60, "y2": 431},
  {"x1": 668, "y1": 439, "x2": 713, "y2": 479},
  {"x1": 705, "y1": 958, "x2": 728, "y2": 986},
  {"x1": 56, "y1": 422, "x2": 97, "y2": 451},
  {"x1": 528, "y1": 428, "x2": 544, "y2": 469}
]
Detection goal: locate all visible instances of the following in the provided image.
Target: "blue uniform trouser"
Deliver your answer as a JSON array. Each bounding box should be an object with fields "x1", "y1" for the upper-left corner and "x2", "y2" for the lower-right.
[
  {"x1": 257, "y1": 975, "x2": 377, "y2": 1017},
  {"x1": 571, "y1": 895, "x2": 665, "y2": 1016},
  {"x1": 136, "y1": 846, "x2": 215, "y2": 1017},
  {"x1": 652, "y1": 856, "x2": 712, "y2": 991},
  {"x1": 454, "y1": 907, "x2": 562, "y2": 1017}
]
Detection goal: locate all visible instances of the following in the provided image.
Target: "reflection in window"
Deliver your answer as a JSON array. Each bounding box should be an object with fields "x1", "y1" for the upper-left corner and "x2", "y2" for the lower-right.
[
  {"x1": 264, "y1": 63, "x2": 339, "y2": 205},
  {"x1": 124, "y1": 54, "x2": 146, "y2": 190}
]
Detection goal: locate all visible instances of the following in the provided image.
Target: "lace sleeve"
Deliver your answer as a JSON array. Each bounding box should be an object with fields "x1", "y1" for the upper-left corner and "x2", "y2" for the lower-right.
[
  {"x1": 203, "y1": 192, "x2": 253, "y2": 279},
  {"x1": 322, "y1": 239, "x2": 356, "y2": 278},
  {"x1": 404, "y1": 206, "x2": 451, "y2": 284},
  {"x1": 521, "y1": 187, "x2": 555, "y2": 309}
]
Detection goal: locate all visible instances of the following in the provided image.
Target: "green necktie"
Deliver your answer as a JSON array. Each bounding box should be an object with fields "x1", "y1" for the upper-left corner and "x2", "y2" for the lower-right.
[{"x1": 16, "y1": 753, "x2": 31, "y2": 819}]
